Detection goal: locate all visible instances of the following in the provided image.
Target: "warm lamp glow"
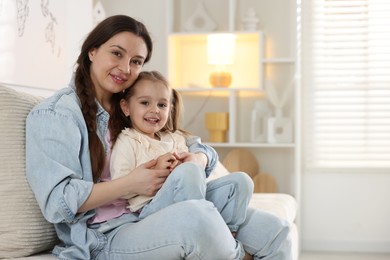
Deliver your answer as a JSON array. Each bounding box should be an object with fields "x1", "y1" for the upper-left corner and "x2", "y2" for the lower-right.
[
  {"x1": 207, "y1": 33, "x2": 236, "y2": 88},
  {"x1": 207, "y1": 33, "x2": 236, "y2": 65}
]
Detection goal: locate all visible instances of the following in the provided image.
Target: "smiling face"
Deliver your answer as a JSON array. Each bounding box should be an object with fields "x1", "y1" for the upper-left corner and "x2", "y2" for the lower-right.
[
  {"x1": 88, "y1": 31, "x2": 148, "y2": 109},
  {"x1": 120, "y1": 79, "x2": 172, "y2": 139}
]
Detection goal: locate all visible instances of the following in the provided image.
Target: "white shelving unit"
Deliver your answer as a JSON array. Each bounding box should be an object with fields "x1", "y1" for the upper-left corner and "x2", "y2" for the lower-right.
[{"x1": 167, "y1": 0, "x2": 300, "y2": 205}]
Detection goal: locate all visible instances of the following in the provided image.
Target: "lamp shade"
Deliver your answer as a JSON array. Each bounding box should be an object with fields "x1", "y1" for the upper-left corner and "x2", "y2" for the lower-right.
[{"x1": 207, "y1": 33, "x2": 236, "y2": 65}]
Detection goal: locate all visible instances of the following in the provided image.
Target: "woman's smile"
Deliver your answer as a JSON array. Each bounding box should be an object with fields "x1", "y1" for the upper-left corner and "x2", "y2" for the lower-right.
[{"x1": 110, "y1": 73, "x2": 128, "y2": 85}]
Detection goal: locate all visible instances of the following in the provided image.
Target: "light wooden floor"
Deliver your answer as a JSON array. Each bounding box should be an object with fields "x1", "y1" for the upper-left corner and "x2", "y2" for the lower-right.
[{"x1": 299, "y1": 251, "x2": 390, "y2": 260}]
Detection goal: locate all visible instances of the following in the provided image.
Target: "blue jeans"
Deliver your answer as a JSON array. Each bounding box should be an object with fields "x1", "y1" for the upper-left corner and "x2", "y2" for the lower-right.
[
  {"x1": 139, "y1": 162, "x2": 253, "y2": 233},
  {"x1": 95, "y1": 163, "x2": 292, "y2": 259}
]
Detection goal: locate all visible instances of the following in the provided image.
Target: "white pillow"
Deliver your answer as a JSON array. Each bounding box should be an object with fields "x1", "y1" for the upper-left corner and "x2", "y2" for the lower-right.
[
  {"x1": 0, "y1": 86, "x2": 58, "y2": 258},
  {"x1": 207, "y1": 161, "x2": 230, "y2": 181}
]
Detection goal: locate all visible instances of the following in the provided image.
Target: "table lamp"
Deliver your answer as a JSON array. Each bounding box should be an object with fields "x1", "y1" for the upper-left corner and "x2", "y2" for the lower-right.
[{"x1": 207, "y1": 33, "x2": 236, "y2": 88}]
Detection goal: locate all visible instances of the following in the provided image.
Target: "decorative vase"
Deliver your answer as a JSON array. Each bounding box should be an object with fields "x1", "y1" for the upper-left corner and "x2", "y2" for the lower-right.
[
  {"x1": 205, "y1": 112, "x2": 229, "y2": 142},
  {"x1": 242, "y1": 7, "x2": 259, "y2": 31},
  {"x1": 264, "y1": 79, "x2": 295, "y2": 143},
  {"x1": 267, "y1": 108, "x2": 293, "y2": 143},
  {"x1": 184, "y1": 2, "x2": 217, "y2": 32},
  {"x1": 209, "y1": 71, "x2": 232, "y2": 88},
  {"x1": 251, "y1": 99, "x2": 271, "y2": 142}
]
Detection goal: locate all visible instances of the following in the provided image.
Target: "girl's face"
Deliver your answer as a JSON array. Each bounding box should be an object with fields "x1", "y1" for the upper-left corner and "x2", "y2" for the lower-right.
[
  {"x1": 120, "y1": 80, "x2": 171, "y2": 139},
  {"x1": 88, "y1": 31, "x2": 148, "y2": 108}
]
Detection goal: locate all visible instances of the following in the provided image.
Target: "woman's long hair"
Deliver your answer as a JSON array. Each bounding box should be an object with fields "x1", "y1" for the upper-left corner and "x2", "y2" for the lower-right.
[{"x1": 75, "y1": 15, "x2": 153, "y2": 182}]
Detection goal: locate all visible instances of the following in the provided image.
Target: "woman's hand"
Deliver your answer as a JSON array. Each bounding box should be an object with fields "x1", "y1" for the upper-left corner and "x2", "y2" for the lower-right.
[
  {"x1": 176, "y1": 152, "x2": 208, "y2": 170},
  {"x1": 122, "y1": 159, "x2": 171, "y2": 198},
  {"x1": 78, "y1": 159, "x2": 170, "y2": 213}
]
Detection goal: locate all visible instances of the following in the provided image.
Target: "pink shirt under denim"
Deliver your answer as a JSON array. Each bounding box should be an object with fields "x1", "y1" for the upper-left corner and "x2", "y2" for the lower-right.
[{"x1": 88, "y1": 130, "x2": 130, "y2": 224}]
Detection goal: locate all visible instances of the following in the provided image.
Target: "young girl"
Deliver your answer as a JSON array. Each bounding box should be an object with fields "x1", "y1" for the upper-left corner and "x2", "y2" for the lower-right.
[
  {"x1": 26, "y1": 15, "x2": 292, "y2": 259},
  {"x1": 109, "y1": 71, "x2": 253, "y2": 237},
  {"x1": 110, "y1": 71, "x2": 203, "y2": 213}
]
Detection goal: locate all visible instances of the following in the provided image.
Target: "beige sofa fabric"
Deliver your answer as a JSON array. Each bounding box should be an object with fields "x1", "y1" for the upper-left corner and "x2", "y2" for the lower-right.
[{"x1": 0, "y1": 86, "x2": 58, "y2": 258}]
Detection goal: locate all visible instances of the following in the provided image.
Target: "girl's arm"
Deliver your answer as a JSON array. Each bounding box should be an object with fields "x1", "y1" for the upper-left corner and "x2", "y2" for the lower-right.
[
  {"x1": 185, "y1": 136, "x2": 219, "y2": 177},
  {"x1": 109, "y1": 133, "x2": 171, "y2": 202}
]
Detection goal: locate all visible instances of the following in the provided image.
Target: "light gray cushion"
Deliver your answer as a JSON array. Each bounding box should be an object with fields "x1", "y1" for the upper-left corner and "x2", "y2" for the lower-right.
[{"x1": 0, "y1": 85, "x2": 58, "y2": 258}]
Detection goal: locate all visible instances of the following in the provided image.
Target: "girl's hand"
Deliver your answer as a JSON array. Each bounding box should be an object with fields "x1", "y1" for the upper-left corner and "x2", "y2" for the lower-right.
[
  {"x1": 176, "y1": 152, "x2": 207, "y2": 170},
  {"x1": 155, "y1": 152, "x2": 179, "y2": 171}
]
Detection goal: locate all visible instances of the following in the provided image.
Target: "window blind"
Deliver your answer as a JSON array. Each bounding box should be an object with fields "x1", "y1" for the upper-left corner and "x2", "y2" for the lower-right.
[{"x1": 303, "y1": 0, "x2": 390, "y2": 173}]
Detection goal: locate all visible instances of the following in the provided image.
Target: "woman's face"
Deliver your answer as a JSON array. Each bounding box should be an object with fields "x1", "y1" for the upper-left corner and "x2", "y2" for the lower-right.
[
  {"x1": 120, "y1": 80, "x2": 171, "y2": 139},
  {"x1": 88, "y1": 31, "x2": 148, "y2": 106}
]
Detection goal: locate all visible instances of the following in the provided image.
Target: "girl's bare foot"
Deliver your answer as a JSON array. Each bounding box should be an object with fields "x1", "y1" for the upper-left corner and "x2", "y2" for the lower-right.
[
  {"x1": 243, "y1": 251, "x2": 253, "y2": 260},
  {"x1": 231, "y1": 231, "x2": 252, "y2": 259}
]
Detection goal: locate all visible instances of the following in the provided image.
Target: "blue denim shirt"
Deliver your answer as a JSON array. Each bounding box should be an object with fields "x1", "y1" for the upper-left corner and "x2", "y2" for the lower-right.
[{"x1": 25, "y1": 76, "x2": 218, "y2": 259}]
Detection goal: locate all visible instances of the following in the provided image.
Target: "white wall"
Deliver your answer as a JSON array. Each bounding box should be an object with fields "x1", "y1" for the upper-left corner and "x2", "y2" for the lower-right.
[
  {"x1": 302, "y1": 173, "x2": 390, "y2": 253},
  {"x1": 0, "y1": 0, "x2": 92, "y2": 94}
]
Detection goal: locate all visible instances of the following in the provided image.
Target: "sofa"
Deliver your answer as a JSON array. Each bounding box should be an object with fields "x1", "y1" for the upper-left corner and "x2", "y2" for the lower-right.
[{"x1": 0, "y1": 85, "x2": 299, "y2": 259}]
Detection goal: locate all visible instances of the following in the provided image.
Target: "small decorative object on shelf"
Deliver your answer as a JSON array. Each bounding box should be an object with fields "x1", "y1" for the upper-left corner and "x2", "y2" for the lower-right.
[
  {"x1": 205, "y1": 112, "x2": 229, "y2": 142},
  {"x1": 222, "y1": 148, "x2": 259, "y2": 179},
  {"x1": 222, "y1": 149, "x2": 277, "y2": 192},
  {"x1": 267, "y1": 108, "x2": 293, "y2": 143},
  {"x1": 184, "y1": 1, "x2": 217, "y2": 32},
  {"x1": 209, "y1": 71, "x2": 232, "y2": 88},
  {"x1": 252, "y1": 173, "x2": 277, "y2": 193},
  {"x1": 242, "y1": 7, "x2": 259, "y2": 31},
  {"x1": 265, "y1": 80, "x2": 294, "y2": 143},
  {"x1": 251, "y1": 95, "x2": 272, "y2": 142},
  {"x1": 93, "y1": 1, "x2": 106, "y2": 25}
]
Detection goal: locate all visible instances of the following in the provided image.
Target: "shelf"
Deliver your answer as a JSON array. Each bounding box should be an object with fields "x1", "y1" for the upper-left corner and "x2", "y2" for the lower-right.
[
  {"x1": 205, "y1": 142, "x2": 295, "y2": 148},
  {"x1": 262, "y1": 58, "x2": 295, "y2": 63},
  {"x1": 169, "y1": 0, "x2": 301, "y2": 234},
  {"x1": 168, "y1": 31, "x2": 263, "y2": 89},
  {"x1": 175, "y1": 87, "x2": 263, "y2": 92}
]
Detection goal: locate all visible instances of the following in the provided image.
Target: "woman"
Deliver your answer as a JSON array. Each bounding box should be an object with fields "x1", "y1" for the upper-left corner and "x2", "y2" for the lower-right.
[{"x1": 26, "y1": 15, "x2": 292, "y2": 259}]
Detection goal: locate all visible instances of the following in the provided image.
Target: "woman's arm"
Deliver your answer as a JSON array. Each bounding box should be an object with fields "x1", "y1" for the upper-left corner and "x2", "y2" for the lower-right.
[
  {"x1": 78, "y1": 160, "x2": 170, "y2": 212},
  {"x1": 26, "y1": 108, "x2": 94, "y2": 223}
]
